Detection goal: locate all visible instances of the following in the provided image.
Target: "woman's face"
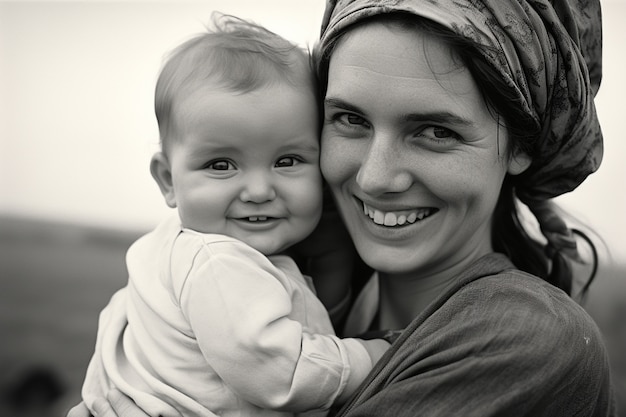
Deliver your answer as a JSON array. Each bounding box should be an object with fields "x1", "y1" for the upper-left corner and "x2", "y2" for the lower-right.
[{"x1": 321, "y1": 22, "x2": 530, "y2": 277}]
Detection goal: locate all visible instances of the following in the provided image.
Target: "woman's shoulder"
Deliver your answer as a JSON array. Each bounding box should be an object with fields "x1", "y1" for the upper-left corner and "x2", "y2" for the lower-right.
[
  {"x1": 468, "y1": 265, "x2": 586, "y2": 307},
  {"x1": 382, "y1": 263, "x2": 615, "y2": 416},
  {"x1": 427, "y1": 265, "x2": 610, "y2": 377},
  {"x1": 369, "y1": 264, "x2": 615, "y2": 417},
  {"x1": 452, "y1": 266, "x2": 602, "y2": 342}
]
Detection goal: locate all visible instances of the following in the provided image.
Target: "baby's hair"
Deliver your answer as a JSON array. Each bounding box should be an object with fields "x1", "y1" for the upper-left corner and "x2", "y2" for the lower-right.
[{"x1": 155, "y1": 12, "x2": 315, "y2": 151}]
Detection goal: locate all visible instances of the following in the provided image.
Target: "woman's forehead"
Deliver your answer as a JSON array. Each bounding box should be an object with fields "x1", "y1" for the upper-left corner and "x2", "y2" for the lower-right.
[
  {"x1": 331, "y1": 23, "x2": 468, "y2": 84},
  {"x1": 326, "y1": 22, "x2": 480, "y2": 113}
]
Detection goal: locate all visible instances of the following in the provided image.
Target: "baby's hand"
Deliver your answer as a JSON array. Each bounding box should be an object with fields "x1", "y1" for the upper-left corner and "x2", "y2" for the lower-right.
[{"x1": 359, "y1": 338, "x2": 392, "y2": 364}]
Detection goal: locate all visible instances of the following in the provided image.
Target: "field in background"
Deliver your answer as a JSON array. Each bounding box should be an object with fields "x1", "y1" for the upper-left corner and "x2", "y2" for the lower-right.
[
  {"x1": 0, "y1": 215, "x2": 624, "y2": 416},
  {"x1": 0, "y1": 216, "x2": 142, "y2": 416}
]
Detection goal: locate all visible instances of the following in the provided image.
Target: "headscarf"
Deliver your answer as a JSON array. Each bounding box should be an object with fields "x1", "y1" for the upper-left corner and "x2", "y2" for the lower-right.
[{"x1": 318, "y1": 0, "x2": 603, "y2": 205}]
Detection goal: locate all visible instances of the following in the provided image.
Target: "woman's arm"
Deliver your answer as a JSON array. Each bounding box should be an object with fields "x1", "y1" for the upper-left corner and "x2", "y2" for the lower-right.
[{"x1": 66, "y1": 401, "x2": 91, "y2": 417}]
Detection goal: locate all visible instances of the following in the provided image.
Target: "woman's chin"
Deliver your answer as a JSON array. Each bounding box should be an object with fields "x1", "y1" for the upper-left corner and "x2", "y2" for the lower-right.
[{"x1": 356, "y1": 246, "x2": 424, "y2": 276}]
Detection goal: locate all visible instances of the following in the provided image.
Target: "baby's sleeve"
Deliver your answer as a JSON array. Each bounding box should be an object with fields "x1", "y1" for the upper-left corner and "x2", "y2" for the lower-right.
[{"x1": 177, "y1": 238, "x2": 372, "y2": 411}]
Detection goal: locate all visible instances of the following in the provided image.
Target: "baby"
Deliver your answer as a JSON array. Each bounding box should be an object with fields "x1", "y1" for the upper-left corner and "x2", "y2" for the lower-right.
[{"x1": 80, "y1": 13, "x2": 388, "y2": 417}]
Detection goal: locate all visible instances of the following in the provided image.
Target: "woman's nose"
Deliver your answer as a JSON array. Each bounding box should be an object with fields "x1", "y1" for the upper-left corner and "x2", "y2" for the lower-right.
[
  {"x1": 356, "y1": 137, "x2": 412, "y2": 195},
  {"x1": 239, "y1": 173, "x2": 277, "y2": 203}
]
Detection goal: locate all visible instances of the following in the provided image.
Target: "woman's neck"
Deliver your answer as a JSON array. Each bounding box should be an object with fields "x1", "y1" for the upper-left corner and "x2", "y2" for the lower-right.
[{"x1": 376, "y1": 259, "x2": 476, "y2": 330}]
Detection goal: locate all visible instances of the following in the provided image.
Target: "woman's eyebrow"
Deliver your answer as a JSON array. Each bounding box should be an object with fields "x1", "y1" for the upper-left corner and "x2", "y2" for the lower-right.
[
  {"x1": 325, "y1": 97, "x2": 474, "y2": 127},
  {"x1": 402, "y1": 112, "x2": 475, "y2": 127},
  {"x1": 323, "y1": 97, "x2": 364, "y2": 114}
]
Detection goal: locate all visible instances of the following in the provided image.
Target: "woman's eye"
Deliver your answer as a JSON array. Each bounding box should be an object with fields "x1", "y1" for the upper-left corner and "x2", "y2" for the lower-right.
[
  {"x1": 330, "y1": 112, "x2": 370, "y2": 129},
  {"x1": 275, "y1": 156, "x2": 301, "y2": 167},
  {"x1": 416, "y1": 126, "x2": 462, "y2": 143},
  {"x1": 206, "y1": 160, "x2": 235, "y2": 170},
  {"x1": 340, "y1": 113, "x2": 369, "y2": 127},
  {"x1": 344, "y1": 114, "x2": 367, "y2": 126},
  {"x1": 433, "y1": 127, "x2": 456, "y2": 139}
]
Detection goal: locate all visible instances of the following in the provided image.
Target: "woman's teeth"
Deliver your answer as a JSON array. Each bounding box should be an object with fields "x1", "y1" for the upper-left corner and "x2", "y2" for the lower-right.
[{"x1": 362, "y1": 203, "x2": 433, "y2": 227}]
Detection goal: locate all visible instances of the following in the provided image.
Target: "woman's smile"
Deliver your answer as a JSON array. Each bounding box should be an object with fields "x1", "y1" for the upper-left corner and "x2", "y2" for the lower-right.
[
  {"x1": 349, "y1": 194, "x2": 442, "y2": 244},
  {"x1": 360, "y1": 199, "x2": 438, "y2": 228}
]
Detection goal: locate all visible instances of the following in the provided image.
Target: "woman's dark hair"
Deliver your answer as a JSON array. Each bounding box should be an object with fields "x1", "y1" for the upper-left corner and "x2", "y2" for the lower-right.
[{"x1": 315, "y1": 13, "x2": 597, "y2": 296}]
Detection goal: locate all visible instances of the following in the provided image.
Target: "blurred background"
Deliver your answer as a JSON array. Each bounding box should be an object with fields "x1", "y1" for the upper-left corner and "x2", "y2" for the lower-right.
[{"x1": 0, "y1": 1, "x2": 624, "y2": 416}]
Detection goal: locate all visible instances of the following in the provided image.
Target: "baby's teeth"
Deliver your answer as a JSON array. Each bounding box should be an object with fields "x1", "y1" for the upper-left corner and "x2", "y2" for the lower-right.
[
  {"x1": 397, "y1": 215, "x2": 407, "y2": 225},
  {"x1": 373, "y1": 210, "x2": 385, "y2": 225},
  {"x1": 248, "y1": 216, "x2": 268, "y2": 222},
  {"x1": 407, "y1": 212, "x2": 417, "y2": 223}
]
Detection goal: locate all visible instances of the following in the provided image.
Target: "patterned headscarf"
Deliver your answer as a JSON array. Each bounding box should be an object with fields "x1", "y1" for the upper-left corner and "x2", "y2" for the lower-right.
[{"x1": 318, "y1": 0, "x2": 603, "y2": 205}]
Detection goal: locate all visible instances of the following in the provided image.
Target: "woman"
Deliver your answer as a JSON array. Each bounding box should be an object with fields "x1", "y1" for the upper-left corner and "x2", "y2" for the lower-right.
[{"x1": 69, "y1": 0, "x2": 615, "y2": 415}]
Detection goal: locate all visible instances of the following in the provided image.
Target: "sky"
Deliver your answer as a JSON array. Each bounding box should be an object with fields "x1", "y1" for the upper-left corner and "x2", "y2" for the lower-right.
[{"x1": 1, "y1": 0, "x2": 625, "y2": 262}]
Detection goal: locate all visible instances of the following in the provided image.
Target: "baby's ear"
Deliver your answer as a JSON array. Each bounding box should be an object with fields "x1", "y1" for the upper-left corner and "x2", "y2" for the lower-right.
[
  {"x1": 150, "y1": 152, "x2": 177, "y2": 208},
  {"x1": 507, "y1": 151, "x2": 532, "y2": 175}
]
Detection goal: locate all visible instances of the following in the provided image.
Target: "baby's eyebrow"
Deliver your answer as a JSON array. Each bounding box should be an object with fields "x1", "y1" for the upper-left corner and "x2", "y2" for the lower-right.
[{"x1": 277, "y1": 142, "x2": 319, "y2": 155}]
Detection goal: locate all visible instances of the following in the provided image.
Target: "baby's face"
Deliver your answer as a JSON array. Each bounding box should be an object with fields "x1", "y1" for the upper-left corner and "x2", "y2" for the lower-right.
[{"x1": 164, "y1": 83, "x2": 322, "y2": 256}]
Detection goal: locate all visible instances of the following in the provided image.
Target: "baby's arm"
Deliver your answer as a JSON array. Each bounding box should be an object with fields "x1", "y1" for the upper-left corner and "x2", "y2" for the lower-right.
[{"x1": 180, "y1": 240, "x2": 387, "y2": 411}]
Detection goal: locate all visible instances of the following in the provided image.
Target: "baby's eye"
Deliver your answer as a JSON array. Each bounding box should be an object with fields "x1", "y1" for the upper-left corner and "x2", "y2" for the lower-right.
[
  {"x1": 275, "y1": 156, "x2": 301, "y2": 167},
  {"x1": 206, "y1": 160, "x2": 235, "y2": 171}
]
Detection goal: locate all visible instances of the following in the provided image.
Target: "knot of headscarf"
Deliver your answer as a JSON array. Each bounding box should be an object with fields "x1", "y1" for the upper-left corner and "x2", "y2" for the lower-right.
[{"x1": 318, "y1": 0, "x2": 603, "y2": 205}]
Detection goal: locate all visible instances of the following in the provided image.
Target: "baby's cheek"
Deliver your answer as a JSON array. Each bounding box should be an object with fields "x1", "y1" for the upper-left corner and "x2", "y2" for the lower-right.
[
  {"x1": 320, "y1": 145, "x2": 356, "y2": 186},
  {"x1": 298, "y1": 178, "x2": 324, "y2": 220}
]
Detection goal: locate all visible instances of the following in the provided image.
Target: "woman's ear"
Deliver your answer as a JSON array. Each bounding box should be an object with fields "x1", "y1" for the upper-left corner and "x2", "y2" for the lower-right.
[
  {"x1": 150, "y1": 152, "x2": 177, "y2": 208},
  {"x1": 507, "y1": 151, "x2": 532, "y2": 175}
]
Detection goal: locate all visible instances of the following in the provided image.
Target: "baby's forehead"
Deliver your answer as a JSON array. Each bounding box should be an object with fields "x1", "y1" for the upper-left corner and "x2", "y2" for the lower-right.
[
  {"x1": 171, "y1": 81, "x2": 319, "y2": 148},
  {"x1": 174, "y1": 79, "x2": 317, "y2": 114},
  {"x1": 174, "y1": 43, "x2": 314, "y2": 91},
  {"x1": 173, "y1": 68, "x2": 316, "y2": 106}
]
